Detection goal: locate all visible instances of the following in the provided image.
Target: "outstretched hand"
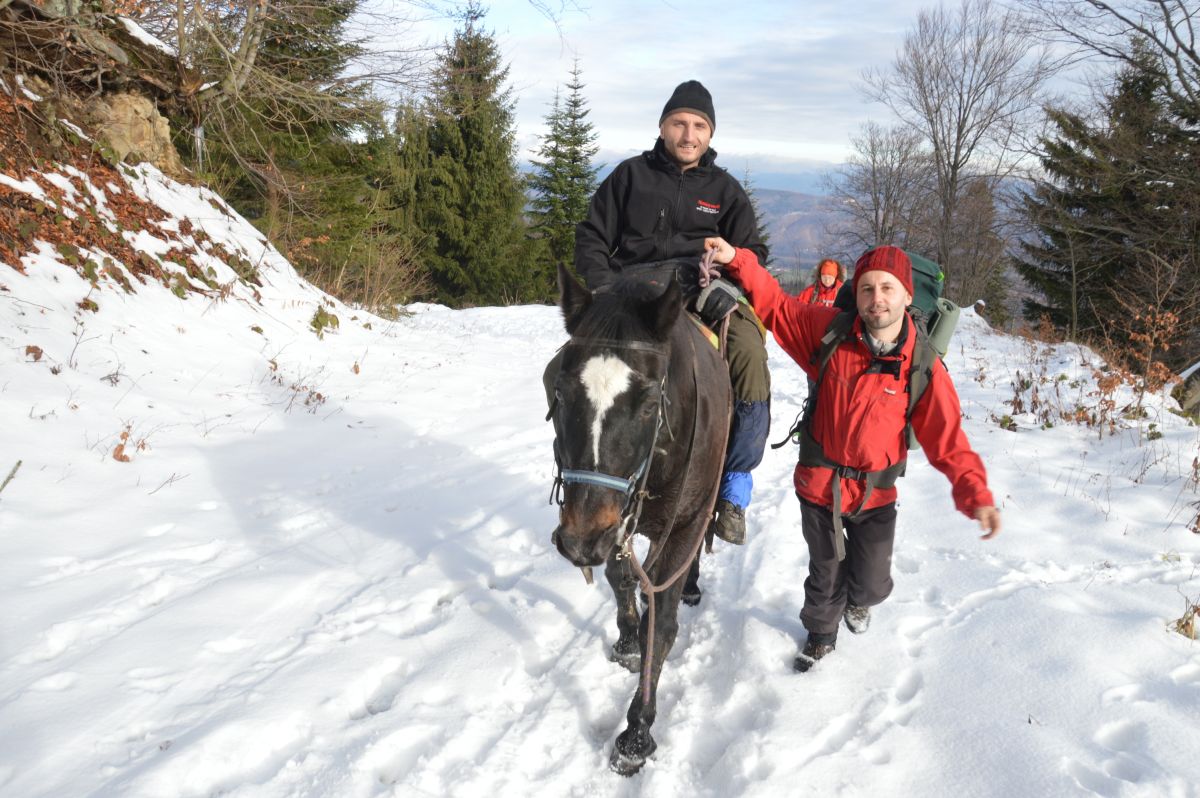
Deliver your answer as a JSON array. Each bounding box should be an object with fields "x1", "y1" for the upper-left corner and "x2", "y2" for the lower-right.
[{"x1": 974, "y1": 506, "x2": 1001, "y2": 539}]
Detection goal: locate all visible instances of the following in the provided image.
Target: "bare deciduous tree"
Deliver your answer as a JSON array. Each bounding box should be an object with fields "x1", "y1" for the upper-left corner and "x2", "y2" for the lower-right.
[
  {"x1": 1015, "y1": 0, "x2": 1200, "y2": 118},
  {"x1": 823, "y1": 121, "x2": 937, "y2": 260},
  {"x1": 862, "y1": 0, "x2": 1061, "y2": 302},
  {"x1": 110, "y1": 1, "x2": 436, "y2": 207}
]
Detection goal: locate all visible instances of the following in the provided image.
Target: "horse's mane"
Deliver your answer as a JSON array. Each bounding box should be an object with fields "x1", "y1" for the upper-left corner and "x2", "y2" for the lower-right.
[{"x1": 571, "y1": 277, "x2": 673, "y2": 343}]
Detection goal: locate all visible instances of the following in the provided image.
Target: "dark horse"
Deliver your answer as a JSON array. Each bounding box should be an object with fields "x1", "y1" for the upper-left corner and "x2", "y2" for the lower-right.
[{"x1": 548, "y1": 262, "x2": 730, "y2": 775}]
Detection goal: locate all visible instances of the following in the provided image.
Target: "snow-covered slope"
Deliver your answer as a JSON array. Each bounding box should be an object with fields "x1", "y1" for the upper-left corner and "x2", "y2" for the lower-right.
[{"x1": 2, "y1": 110, "x2": 1199, "y2": 797}]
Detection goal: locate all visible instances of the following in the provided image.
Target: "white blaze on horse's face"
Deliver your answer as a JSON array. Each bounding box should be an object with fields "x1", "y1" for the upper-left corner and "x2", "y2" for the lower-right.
[{"x1": 580, "y1": 354, "x2": 633, "y2": 465}]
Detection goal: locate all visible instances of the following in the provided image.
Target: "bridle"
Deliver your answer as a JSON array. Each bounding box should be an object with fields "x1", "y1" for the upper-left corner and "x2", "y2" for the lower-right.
[{"x1": 548, "y1": 336, "x2": 670, "y2": 556}]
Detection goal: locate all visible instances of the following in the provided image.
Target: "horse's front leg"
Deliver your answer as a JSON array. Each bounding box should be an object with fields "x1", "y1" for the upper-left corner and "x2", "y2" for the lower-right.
[
  {"x1": 604, "y1": 550, "x2": 641, "y2": 672},
  {"x1": 610, "y1": 577, "x2": 685, "y2": 775},
  {"x1": 681, "y1": 550, "x2": 702, "y2": 606}
]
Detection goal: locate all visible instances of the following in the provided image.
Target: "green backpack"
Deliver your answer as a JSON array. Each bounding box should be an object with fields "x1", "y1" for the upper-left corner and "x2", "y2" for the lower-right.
[{"x1": 904, "y1": 251, "x2": 959, "y2": 358}]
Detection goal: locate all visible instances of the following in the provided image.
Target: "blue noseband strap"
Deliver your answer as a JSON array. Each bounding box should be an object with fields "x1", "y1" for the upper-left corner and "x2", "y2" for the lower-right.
[{"x1": 560, "y1": 463, "x2": 644, "y2": 495}]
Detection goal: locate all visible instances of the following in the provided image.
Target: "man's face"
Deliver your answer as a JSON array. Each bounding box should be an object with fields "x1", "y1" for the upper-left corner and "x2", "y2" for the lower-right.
[
  {"x1": 856, "y1": 270, "x2": 912, "y2": 337},
  {"x1": 659, "y1": 111, "x2": 712, "y2": 170}
]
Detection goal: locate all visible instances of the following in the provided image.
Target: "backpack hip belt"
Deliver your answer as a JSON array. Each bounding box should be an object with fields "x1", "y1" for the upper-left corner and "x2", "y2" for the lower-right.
[{"x1": 798, "y1": 425, "x2": 906, "y2": 561}]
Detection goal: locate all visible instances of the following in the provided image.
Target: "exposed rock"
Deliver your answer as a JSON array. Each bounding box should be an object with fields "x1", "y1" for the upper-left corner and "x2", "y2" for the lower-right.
[
  {"x1": 87, "y1": 92, "x2": 185, "y2": 177},
  {"x1": 3, "y1": 0, "x2": 188, "y2": 177}
]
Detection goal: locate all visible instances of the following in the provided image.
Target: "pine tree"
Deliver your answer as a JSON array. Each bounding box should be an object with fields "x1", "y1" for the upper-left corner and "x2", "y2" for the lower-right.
[
  {"x1": 199, "y1": 0, "x2": 373, "y2": 226},
  {"x1": 413, "y1": 2, "x2": 533, "y2": 305},
  {"x1": 527, "y1": 60, "x2": 600, "y2": 289},
  {"x1": 191, "y1": 0, "x2": 399, "y2": 304},
  {"x1": 740, "y1": 167, "x2": 772, "y2": 266},
  {"x1": 1015, "y1": 40, "x2": 1200, "y2": 364}
]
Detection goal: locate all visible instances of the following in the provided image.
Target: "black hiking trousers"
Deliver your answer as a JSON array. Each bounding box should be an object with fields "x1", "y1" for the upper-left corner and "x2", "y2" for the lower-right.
[{"x1": 798, "y1": 496, "x2": 897, "y2": 639}]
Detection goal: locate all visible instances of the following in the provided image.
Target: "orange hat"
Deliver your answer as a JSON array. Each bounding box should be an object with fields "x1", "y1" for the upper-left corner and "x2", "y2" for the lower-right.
[{"x1": 818, "y1": 259, "x2": 839, "y2": 277}]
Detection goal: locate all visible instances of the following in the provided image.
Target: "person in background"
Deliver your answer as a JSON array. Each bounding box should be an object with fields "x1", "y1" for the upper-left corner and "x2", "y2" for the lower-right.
[{"x1": 797, "y1": 258, "x2": 844, "y2": 306}]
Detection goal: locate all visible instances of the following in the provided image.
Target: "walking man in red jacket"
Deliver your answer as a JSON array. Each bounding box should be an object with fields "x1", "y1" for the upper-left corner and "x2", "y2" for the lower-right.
[{"x1": 703, "y1": 239, "x2": 1002, "y2": 672}]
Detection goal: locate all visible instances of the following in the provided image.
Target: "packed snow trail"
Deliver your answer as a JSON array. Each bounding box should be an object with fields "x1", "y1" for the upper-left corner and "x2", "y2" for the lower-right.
[{"x1": 2, "y1": 162, "x2": 1198, "y2": 797}]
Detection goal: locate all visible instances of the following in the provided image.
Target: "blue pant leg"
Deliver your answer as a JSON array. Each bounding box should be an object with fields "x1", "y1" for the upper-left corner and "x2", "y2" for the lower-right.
[
  {"x1": 719, "y1": 305, "x2": 772, "y2": 509},
  {"x1": 720, "y1": 399, "x2": 771, "y2": 507}
]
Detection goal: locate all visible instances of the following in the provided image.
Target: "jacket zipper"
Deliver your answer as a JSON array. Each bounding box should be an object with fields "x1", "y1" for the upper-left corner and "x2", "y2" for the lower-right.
[
  {"x1": 653, "y1": 207, "x2": 667, "y2": 259},
  {"x1": 656, "y1": 174, "x2": 685, "y2": 261}
]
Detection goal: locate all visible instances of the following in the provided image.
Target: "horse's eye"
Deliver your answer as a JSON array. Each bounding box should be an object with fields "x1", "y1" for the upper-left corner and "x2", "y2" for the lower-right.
[{"x1": 640, "y1": 398, "x2": 658, "y2": 419}]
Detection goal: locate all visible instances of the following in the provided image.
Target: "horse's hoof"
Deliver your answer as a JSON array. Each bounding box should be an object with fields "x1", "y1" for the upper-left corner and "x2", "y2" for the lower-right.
[
  {"x1": 609, "y1": 641, "x2": 641, "y2": 673},
  {"x1": 610, "y1": 746, "x2": 646, "y2": 776},
  {"x1": 610, "y1": 729, "x2": 656, "y2": 776},
  {"x1": 681, "y1": 587, "x2": 702, "y2": 607}
]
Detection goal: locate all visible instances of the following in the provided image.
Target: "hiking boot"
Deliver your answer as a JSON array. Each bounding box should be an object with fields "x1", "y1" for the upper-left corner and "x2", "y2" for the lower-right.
[
  {"x1": 712, "y1": 499, "x2": 746, "y2": 545},
  {"x1": 793, "y1": 637, "x2": 836, "y2": 673},
  {"x1": 843, "y1": 604, "x2": 871, "y2": 635}
]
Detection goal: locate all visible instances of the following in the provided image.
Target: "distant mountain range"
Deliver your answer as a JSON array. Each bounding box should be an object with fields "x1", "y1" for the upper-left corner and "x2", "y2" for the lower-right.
[{"x1": 753, "y1": 188, "x2": 837, "y2": 276}]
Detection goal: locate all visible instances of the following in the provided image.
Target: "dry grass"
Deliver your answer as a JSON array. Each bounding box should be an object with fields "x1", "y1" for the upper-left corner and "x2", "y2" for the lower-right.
[{"x1": 1172, "y1": 598, "x2": 1199, "y2": 640}]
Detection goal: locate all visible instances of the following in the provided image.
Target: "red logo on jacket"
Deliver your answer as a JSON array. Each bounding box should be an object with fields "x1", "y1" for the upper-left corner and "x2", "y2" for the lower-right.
[{"x1": 696, "y1": 199, "x2": 720, "y2": 215}]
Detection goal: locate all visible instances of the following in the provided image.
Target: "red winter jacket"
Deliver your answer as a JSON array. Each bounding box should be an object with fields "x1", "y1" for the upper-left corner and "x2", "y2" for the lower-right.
[
  {"x1": 797, "y1": 280, "x2": 843, "y2": 307},
  {"x1": 724, "y1": 248, "x2": 994, "y2": 519}
]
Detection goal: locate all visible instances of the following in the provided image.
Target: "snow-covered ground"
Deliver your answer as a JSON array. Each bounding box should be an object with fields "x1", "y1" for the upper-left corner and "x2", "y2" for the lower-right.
[{"x1": 2, "y1": 160, "x2": 1199, "y2": 798}]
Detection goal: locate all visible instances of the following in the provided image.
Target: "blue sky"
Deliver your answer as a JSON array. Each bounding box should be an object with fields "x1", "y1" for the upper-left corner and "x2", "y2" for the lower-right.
[{"x1": 403, "y1": 0, "x2": 939, "y2": 186}]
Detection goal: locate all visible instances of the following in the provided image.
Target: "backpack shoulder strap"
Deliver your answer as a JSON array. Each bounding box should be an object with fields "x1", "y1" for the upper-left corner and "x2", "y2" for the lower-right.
[
  {"x1": 772, "y1": 311, "x2": 855, "y2": 449},
  {"x1": 814, "y1": 311, "x2": 855, "y2": 376},
  {"x1": 905, "y1": 319, "x2": 938, "y2": 450},
  {"x1": 809, "y1": 311, "x2": 856, "y2": 418}
]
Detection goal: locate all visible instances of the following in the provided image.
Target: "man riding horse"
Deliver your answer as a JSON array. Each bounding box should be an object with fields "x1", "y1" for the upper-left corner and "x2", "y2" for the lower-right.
[
  {"x1": 571, "y1": 79, "x2": 771, "y2": 545},
  {"x1": 543, "y1": 80, "x2": 771, "y2": 774}
]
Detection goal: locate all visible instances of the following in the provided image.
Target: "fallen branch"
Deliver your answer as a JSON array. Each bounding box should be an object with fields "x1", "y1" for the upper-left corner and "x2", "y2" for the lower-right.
[
  {"x1": 0, "y1": 459, "x2": 21, "y2": 496},
  {"x1": 148, "y1": 472, "x2": 187, "y2": 495}
]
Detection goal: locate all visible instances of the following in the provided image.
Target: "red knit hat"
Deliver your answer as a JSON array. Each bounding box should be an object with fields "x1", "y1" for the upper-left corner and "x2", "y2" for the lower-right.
[
  {"x1": 818, "y1": 259, "x2": 839, "y2": 277},
  {"x1": 852, "y1": 246, "x2": 913, "y2": 297}
]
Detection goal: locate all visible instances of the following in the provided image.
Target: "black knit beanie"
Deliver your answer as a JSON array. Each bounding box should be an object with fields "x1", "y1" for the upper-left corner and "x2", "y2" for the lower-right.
[{"x1": 659, "y1": 80, "x2": 715, "y2": 131}]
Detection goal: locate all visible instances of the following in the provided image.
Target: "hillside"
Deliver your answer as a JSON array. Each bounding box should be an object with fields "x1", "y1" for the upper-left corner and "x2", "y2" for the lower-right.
[
  {"x1": 755, "y1": 188, "x2": 837, "y2": 272},
  {"x1": 3, "y1": 47, "x2": 1200, "y2": 798}
]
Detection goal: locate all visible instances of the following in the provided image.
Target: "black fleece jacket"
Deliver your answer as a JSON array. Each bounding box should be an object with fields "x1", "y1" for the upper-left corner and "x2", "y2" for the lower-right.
[{"x1": 574, "y1": 139, "x2": 768, "y2": 292}]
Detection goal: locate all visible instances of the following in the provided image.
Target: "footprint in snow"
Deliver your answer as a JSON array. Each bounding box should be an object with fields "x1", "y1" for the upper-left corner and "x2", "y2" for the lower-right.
[
  {"x1": 28, "y1": 671, "x2": 78, "y2": 691},
  {"x1": 1093, "y1": 719, "x2": 1153, "y2": 785},
  {"x1": 124, "y1": 666, "x2": 181, "y2": 695},
  {"x1": 201, "y1": 636, "x2": 257, "y2": 656},
  {"x1": 1168, "y1": 661, "x2": 1200, "y2": 686},
  {"x1": 1100, "y1": 682, "x2": 1146, "y2": 705},
  {"x1": 340, "y1": 659, "x2": 410, "y2": 720},
  {"x1": 896, "y1": 615, "x2": 940, "y2": 657},
  {"x1": 358, "y1": 723, "x2": 447, "y2": 787}
]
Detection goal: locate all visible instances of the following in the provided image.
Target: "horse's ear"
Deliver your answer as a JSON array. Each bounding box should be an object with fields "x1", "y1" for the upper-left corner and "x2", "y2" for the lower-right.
[
  {"x1": 644, "y1": 278, "x2": 682, "y2": 341},
  {"x1": 558, "y1": 262, "x2": 590, "y2": 334}
]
